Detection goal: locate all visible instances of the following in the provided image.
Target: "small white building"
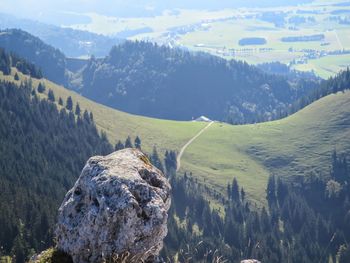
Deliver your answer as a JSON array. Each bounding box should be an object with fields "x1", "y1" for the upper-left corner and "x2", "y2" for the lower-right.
[
  {"x1": 241, "y1": 260, "x2": 262, "y2": 263},
  {"x1": 193, "y1": 116, "x2": 212, "y2": 122}
]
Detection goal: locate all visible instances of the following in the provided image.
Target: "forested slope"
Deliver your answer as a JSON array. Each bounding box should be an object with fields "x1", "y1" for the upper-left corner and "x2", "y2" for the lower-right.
[
  {"x1": 75, "y1": 41, "x2": 317, "y2": 123},
  {"x1": 0, "y1": 79, "x2": 112, "y2": 261}
]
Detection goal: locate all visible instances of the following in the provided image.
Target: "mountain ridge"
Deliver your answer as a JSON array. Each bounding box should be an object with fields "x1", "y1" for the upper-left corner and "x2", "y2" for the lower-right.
[{"x1": 0, "y1": 29, "x2": 319, "y2": 123}]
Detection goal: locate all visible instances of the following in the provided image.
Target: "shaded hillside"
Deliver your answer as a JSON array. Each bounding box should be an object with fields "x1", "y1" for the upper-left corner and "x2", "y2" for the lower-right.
[
  {"x1": 75, "y1": 41, "x2": 317, "y2": 123},
  {"x1": 0, "y1": 47, "x2": 42, "y2": 78},
  {"x1": 0, "y1": 29, "x2": 67, "y2": 85}
]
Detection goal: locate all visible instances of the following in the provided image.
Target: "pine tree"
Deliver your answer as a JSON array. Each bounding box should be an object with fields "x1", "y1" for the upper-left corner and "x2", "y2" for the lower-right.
[
  {"x1": 58, "y1": 97, "x2": 63, "y2": 106},
  {"x1": 14, "y1": 72, "x2": 19, "y2": 81},
  {"x1": 66, "y1": 96, "x2": 73, "y2": 111},
  {"x1": 115, "y1": 140, "x2": 125, "y2": 151},
  {"x1": 231, "y1": 178, "x2": 240, "y2": 202},
  {"x1": 267, "y1": 174, "x2": 277, "y2": 206},
  {"x1": 75, "y1": 103, "x2": 81, "y2": 116},
  {"x1": 150, "y1": 146, "x2": 164, "y2": 172},
  {"x1": 165, "y1": 150, "x2": 177, "y2": 175},
  {"x1": 125, "y1": 136, "x2": 133, "y2": 148},
  {"x1": 277, "y1": 177, "x2": 288, "y2": 205},
  {"x1": 48, "y1": 89, "x2": 55, "y2": 102},
  {"x1": 241, "y1": 187, "x2": 246, "y2": 202},
  {"x1": 227, "y1": 183, "x2": 231, "y2": 199},
  {"x1": 37, "y1": 83, "x2": 45, "y2": 93},
  {"x1": 83, "y1": 110, "x2": 90, "y2": 123},
  {"x1": 134, "y1": 136, "x2": 141, "y2": 149}
]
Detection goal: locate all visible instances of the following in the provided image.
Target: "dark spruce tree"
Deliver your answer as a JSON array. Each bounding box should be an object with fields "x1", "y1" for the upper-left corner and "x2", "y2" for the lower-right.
[
  {"x1": 48, "y1": 89, "x2": 55, "y2": 102},
  {"x1": 231, "y1": 177, "x2": 240, "y2": 202},
  {"x1": 37, "y1": 82, "x2": 45, "y2": 93},
  {"x1": 66, "y1": 96, "x2": 73, "y2": 111},
  {"x1": 134, "y1": 136, "x2": 141, "y2": 149},
  {"x1": 58, "y1": 97, "x2": 63, "y2": 106},
  {"x1": 75, "y1": 103, "x2": 81, "y2": 116},
  {"x1": 266, "y1": 174, "x2": 277, "y2": 207},
  {"x1": 0, "y1": 47, "x2": 11, "y2": 75},
  {"x1": 14, "y1": 72, "x2": 19, "y2": 81},
  {"x1": 115, "y1": 140, "x2": 125, "y2": 151},
  {"x1": 124, "y1": 136, "x2": 133, "y2": 148},
  {"x1": 164, "y1": 150, "x2": 177, "y2": 174},
  {"x1": 150, "y1": 146, "x2": 164, "y2": 172}
]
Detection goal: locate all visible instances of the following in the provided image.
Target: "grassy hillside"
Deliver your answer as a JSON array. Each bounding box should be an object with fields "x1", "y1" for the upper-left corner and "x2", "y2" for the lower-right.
[
  {"x1": 182, "y1": 90, "x2": 350, "y2": 204},
  {"x1": 2, "y1": 69, "x2": 349, "y2": 205},
  {"x1": 0, "y1": 68, "x2": 207, "y2": 155}
]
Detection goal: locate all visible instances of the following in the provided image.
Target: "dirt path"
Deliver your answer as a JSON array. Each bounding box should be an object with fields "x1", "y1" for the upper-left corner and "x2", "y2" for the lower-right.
[
  {"x1": 176, "y1": 121, "x2": 214, "y2": 172},
  {"x1": 334, "y1": 30, "x2": 343, "y2": 50}
]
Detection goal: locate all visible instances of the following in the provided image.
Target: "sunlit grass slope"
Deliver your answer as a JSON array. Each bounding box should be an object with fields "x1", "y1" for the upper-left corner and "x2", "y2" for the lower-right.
[
  {"x1": 2, "y1": 69, "x2": 207, "y2": 155},
  {"x1": 182, "y1": 90, "x2": 350, "y2": 204},
  {"x1": 2, "y1": 69, "x2": 350, "y2": 205}
]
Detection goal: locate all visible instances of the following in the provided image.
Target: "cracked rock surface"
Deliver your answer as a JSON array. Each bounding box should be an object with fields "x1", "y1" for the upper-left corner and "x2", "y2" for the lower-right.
[{"x1": 55, "y1": 148, "x2": 171, "y2": 263}]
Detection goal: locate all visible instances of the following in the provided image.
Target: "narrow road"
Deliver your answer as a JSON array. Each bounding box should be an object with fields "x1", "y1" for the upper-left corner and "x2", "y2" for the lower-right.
[
  {"x1": 176, "y1": 121, "x2": 214, "y2": 172},
  {"x1": 334, "y1": 30, "x2": 343, "y2": 50}
]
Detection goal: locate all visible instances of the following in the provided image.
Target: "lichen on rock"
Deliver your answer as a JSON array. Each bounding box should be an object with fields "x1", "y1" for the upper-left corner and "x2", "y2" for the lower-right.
[{"x1": 55, "y1": 148, "x2": 171, "y2": 263}]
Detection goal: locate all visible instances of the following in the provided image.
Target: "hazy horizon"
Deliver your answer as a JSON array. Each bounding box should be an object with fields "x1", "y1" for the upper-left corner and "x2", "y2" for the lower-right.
[{"x1": 0, "y1": 0, "x2": 315, "y2": 26}]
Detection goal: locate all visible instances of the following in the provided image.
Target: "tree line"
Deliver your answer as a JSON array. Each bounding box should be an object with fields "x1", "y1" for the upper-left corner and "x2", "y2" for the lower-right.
[
  {"x1": 160, "y1": 150, "x2": 350, "y2": 262},
  {"x1": 0, "y1": 80, "x2": 112, "y2": 262},
  {"x1": 0, "y1": 47, "x2": 42, "y2": 79}
]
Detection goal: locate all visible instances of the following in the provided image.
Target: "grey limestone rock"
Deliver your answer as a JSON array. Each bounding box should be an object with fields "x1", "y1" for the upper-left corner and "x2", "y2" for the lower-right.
[{"x1": 55, "y1": 148, "x2": 171, "y2": 263}]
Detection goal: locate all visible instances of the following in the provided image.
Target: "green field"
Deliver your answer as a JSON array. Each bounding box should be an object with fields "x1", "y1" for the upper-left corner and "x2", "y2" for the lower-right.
[
  {"x1": 294, "y1": 53, "x2": 350, "y2": 79},
  {"x1": 4, "y1": 69, "x2": 350, "y2": 205}
]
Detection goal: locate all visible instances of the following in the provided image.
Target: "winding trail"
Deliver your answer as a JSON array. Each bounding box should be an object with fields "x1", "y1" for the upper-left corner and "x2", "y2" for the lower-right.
[{"x1": 176, "y1": 121, "x2": 214, "y2": 172}]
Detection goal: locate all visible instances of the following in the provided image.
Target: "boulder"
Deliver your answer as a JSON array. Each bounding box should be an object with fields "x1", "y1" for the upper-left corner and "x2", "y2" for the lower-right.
[{"x1": 55, "y1": 148, "x2": 171, "y2": 263}]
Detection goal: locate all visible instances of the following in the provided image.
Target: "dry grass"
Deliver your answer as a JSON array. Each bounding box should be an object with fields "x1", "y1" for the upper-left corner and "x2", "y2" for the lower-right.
[{"x1": 176, "y1": 242, "x2": 228, "y2": 263}]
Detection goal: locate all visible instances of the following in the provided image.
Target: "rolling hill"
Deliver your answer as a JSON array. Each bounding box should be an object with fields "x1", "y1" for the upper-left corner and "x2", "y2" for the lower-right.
[
  {"x1": 0, "y1": 30, "x2": 320, "y2": 124},
  {"x1": 73, "y1": 41, "x2": 317, "y2": 123},
  {"x1": 3, "y1": 67, "x2": 349, "y2": 205}
]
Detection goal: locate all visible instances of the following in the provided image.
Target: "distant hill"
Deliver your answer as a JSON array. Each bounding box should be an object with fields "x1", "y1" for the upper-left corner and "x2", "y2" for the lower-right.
[
  {"x1": 0, "y1": 13, "x2": 123, "y2": 57},
  {"x1": 0, "y1": 30, "x2": 320, "y2": 123},
  {"x1": 73, "y1": 41, "x2": 318, "y2": 123},
  {"x1": 0, "y1": 29, "x2": 68, "y2": 85}
]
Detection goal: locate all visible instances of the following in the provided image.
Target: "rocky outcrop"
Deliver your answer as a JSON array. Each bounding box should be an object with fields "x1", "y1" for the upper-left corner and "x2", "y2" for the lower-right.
[{"x1": 55, "y1": 148, "x2": 171, "y2": 263}]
